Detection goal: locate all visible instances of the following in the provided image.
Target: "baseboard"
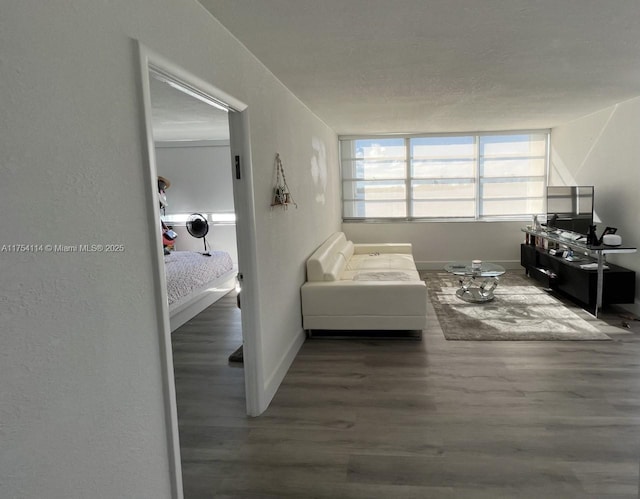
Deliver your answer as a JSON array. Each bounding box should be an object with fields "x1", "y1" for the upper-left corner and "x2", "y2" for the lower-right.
[
  {"x1": 261, "y1": 328, "x2": 306, "y2": 411},
  {"x1": 614, "y1": 300, "x2": 640, "y2": 317},
  {"x1": 416, "y1": 260, "x2": 522, "y2": 271}
]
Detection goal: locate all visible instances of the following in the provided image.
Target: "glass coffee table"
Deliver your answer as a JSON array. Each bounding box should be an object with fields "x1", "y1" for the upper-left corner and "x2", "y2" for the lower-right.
[{"x1": 444, "y1": 261, "x2": 506, "y2": 303}]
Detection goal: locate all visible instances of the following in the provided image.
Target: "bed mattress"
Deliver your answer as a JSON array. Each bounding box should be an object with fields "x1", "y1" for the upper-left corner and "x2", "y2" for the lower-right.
[{"x1": 164, "y1": 250, "x2": 234, "y2": 306}]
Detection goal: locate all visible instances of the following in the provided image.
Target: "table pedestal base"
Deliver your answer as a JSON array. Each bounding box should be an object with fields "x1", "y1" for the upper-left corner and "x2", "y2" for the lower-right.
[{"x1": 456, "y1": 276, "x2": 499, "y2": 303}]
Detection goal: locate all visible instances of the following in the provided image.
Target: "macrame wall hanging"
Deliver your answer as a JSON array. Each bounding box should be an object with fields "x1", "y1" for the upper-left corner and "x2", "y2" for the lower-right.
[{"x1": 271, "y1": 153, "x2": 297, "y2": 209}]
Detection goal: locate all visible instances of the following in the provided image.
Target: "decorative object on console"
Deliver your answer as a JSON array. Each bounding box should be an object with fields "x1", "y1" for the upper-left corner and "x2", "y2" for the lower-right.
[
  {"x1": 185, "y1": 213, "x2": 211, "y2": 256},
  {"x1": 271, "y1": 153, "x2": 297, "y2": 209},
  {"x1": 599, "y1": 227, "x2": 618, "y2": 246},
  {"x1": 602, "y1": 234, "x2": 622, "y2": 246},
  {"x1": 532, "y1": 214, "x2": 541, "y2": 230}
]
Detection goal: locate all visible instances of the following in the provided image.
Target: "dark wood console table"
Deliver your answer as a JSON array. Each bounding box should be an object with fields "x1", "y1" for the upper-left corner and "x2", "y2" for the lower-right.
[{"x1": 521, "y1": 228, "x2": 636, "y2": 317}]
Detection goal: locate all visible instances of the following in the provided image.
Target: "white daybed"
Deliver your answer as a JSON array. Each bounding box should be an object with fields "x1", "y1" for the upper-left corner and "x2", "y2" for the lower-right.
[{"x1": 164, "y1": 250, "x2": 237, "y2": 331}]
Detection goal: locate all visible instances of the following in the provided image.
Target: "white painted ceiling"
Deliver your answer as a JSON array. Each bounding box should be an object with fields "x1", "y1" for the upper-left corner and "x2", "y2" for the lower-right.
[
  {"x1": 149, "y1": 75, "x2": 229, "y2": 142},
  {"x1": 198, "y1": 0, "x2": 640, "y2": 135}
]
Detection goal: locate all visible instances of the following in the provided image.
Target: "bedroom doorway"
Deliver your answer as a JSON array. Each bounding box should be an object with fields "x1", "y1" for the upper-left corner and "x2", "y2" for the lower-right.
[
  {"x1": 149, "y1": 69, "x2": 240, "y2": 328},
  {"x1": 138, "y1": 44, "x2": 261, "y2": 496}
]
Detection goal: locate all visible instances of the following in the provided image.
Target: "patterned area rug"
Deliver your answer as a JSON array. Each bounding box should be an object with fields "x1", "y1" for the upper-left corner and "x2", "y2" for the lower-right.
[{"x1": 426, "y1": 271, "x2": 612, "y2": 341}]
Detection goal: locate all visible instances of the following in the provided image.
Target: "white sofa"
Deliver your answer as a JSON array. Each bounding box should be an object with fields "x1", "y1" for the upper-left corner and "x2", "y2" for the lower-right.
[{"x1": 301, "y1": 232, "x2": 427, "y2": 332}]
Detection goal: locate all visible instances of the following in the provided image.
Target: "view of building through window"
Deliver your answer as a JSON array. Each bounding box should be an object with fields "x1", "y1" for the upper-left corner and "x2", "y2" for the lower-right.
[{"x1": 340, "y1": 132, "x2": 548, "y2": 220}]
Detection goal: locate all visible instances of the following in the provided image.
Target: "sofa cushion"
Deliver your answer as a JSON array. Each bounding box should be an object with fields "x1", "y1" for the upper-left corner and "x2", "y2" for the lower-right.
[{"x1": 341, "y1": 268, "x2": 420, "y2": 281}]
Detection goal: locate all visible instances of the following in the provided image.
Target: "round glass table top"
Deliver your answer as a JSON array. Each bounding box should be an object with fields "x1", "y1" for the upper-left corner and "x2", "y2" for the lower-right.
[{"x1": 444, "y1": 261, "x2": 506, "y2": 277}]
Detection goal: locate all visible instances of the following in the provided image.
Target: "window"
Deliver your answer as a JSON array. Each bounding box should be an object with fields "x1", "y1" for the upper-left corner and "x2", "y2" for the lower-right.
[{"x1": 340, "y1": 131, "x2": 548, "y2": 221}]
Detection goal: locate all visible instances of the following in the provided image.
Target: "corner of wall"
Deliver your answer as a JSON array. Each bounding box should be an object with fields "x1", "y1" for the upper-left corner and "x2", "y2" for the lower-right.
[{"x1": 259, "y1": 328, "x2": 306, "y2": 414}]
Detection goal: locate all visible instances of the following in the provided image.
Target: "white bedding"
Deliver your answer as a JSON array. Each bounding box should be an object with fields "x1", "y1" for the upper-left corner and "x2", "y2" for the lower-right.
[{"x1": 164, "y1": 250, "x2": 234, "y2": 307}]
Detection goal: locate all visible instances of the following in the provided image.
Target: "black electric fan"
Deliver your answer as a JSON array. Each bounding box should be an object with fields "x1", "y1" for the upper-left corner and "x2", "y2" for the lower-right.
[{"x1": 186, "y1": 213, "x2": 211, "y2": 256}]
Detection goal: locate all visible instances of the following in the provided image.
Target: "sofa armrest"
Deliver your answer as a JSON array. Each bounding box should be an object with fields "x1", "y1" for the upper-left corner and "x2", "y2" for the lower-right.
[{"x1": 353, "y1": 243, "x2": 413, "y2": 255}]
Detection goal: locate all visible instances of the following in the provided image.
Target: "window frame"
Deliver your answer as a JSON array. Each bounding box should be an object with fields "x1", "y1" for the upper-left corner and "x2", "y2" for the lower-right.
[{"x1": 340, "y1": 130, "x2": 549, "y2": 223}]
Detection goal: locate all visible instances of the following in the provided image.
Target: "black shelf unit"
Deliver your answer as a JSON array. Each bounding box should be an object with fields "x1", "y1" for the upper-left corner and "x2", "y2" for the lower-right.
[{"x1": 521, "y1": 243, "x2": 635, "y2": 308}]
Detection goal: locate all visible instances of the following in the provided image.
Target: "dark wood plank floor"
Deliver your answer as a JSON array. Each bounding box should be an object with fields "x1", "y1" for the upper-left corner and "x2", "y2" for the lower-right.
[{"x1": 172, "y1": 272, "x2": 640, "y2": 498}]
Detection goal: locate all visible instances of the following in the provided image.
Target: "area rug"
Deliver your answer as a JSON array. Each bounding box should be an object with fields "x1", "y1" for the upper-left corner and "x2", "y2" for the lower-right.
[{"x1": 426, "y1": 271, "x2": 612, "y2": 341}]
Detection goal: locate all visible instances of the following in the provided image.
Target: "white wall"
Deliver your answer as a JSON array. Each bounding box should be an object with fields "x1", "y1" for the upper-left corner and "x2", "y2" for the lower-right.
[
  {"x1": 343, "y1": 221, "x2": 526, "y2": 269},
  {"x1": 156, "y1": 141, "x2": 238, "y2": 260},
  {"x1": 551, "y1": 96, "x2": 640, "y2": 313},
  {"x1": 0, "y1": 2, "x2": 340, "y2": 498},
  {"x1": 156, "y1": 141, "x2": 234, "y2": 215}
]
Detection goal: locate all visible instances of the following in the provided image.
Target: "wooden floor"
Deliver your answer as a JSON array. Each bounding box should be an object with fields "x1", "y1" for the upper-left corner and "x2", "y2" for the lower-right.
[{"x1": 172, "y1": 273, "x2": 640, "y2": 498}]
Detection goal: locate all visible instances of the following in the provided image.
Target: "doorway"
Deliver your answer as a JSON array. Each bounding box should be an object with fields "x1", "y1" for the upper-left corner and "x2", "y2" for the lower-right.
[
  {"x1": 149, "y1": 69, "x2": 240, "y2": 332},
  {"x1": 137, "y1": 44, "x2": 261, "y2": 498}
]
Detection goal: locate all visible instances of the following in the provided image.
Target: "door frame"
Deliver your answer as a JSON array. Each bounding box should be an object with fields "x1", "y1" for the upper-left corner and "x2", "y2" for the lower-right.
[{"x1": 136, "y1": 42, "x2": 261, "y2": 498}]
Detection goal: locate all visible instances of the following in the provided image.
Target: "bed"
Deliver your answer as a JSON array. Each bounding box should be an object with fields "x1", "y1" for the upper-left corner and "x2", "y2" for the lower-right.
[{"x1": 164, "y1": 250, "x2": 237, "y2": 331}]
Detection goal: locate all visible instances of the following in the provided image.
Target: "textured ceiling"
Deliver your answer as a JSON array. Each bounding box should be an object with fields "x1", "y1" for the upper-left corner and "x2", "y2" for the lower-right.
[
  {"x1": 199, "y1": 0, "x2": 640, "y2": 135},
  {"x1": 149, "y1": 75, "x2": 229, "y2": 142}
]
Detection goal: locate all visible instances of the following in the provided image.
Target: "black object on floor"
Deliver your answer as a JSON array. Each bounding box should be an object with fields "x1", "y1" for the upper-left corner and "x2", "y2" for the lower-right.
[{"x1": 228, "y1": 345, "x2": 243, "y2": 363}]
